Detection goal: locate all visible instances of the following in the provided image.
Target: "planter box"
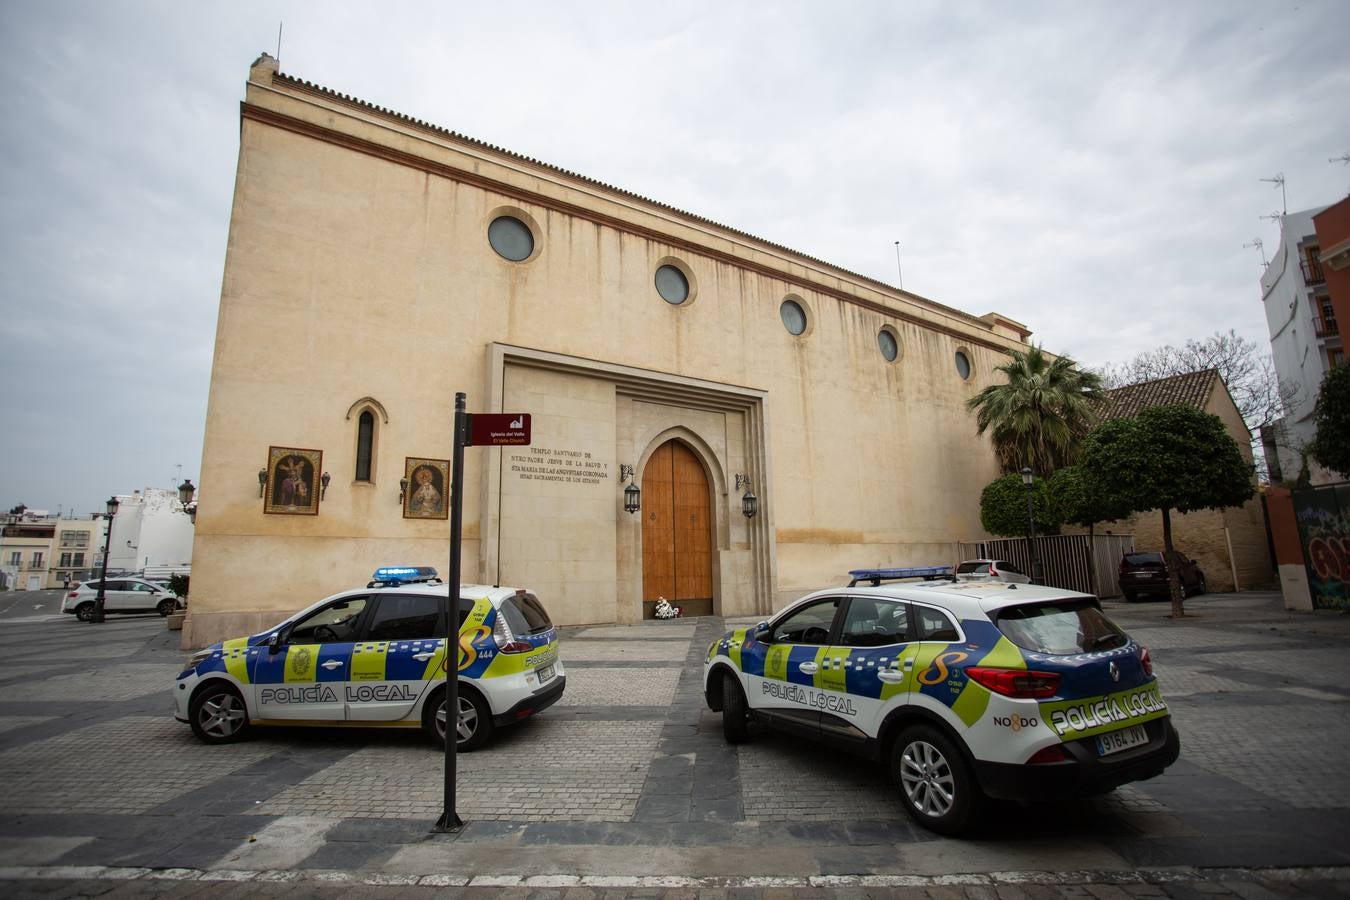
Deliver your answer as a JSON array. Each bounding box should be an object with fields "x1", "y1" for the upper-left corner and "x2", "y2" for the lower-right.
[{"x1": 167, "y1": 612, "x2": 185, "y2": 631}]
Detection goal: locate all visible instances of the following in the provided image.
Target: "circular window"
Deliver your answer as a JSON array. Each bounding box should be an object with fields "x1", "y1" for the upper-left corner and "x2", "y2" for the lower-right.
[
  {"x1": 488, "y1": 216, "x2": 534, "y2": 262},
  {"x1": 878, "y1": 328, "x2": 899, "y2": 362},
  {"x1": 955, "y1": 350, "x2": 972, "y2": 380},
  {"x1": 780, "y1": 299, "x2": 807, "y2": 336},
  {"x1": 655, "y1": 265, "x2": 690, "y2": 305}
]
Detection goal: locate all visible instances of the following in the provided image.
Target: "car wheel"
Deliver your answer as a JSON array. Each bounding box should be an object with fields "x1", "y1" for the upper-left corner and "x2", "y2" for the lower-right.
[
  {"x1": 720, "y1": 672, "x2": 750, "y2": 743},
  {"x1": 425, "y1": 685, "x2": 495, "y2": 751},
  {"x1": 75, "y1": 602, "x2": 96, "y2": 622},
  {"x1": 892, "y1": 724, "x2": 982, "y2": 836},
  {"x1": 189, "y1": 683, "x2": 250, "y2": 744},
  {"x1": 156, "y1": 599, "x2": 177, "y2": 617}
]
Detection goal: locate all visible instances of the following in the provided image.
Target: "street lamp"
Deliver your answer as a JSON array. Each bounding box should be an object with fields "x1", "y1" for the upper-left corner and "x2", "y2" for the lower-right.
[
  {"x1": 1020, "y1": 468, "x2": 1044, "y2": 585},
  {"x1": 91, "y1": 495, "x2": 119, "y2": 623}
]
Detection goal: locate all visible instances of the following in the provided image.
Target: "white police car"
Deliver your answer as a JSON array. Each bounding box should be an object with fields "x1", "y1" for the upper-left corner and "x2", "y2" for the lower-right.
[
  {"x1": 175, "y1": 567, "x2": 565, "y2": 750},
  {"x1": 704, "y1": 568, "x2": 1179, "y2": 835}
]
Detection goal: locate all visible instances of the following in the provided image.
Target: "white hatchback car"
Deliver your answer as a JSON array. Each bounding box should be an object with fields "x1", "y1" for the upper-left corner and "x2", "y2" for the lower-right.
[
  {"x1": 174, "y1": 567, "x2": 565, "y2": 750},
  {"x1": 954, "y1": 559, "x2": 1031, "y2": 584},
  {"x1": 62, "y1": 577, "x2": 183, "y2": 620}
]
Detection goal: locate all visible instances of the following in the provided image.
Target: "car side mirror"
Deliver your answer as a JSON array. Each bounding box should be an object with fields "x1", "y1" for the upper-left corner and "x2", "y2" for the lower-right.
[
  {"x1": 752, "y1": 621, "x2": 770, "y2": 642},
  {"x1": 267, "y1": 632, "x2": 282, "y2": 653}
]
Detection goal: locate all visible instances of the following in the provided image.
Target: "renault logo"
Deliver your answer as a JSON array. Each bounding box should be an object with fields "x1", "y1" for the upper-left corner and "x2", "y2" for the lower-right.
[{"x1": 1109, "y1": 661, "x2": 1120, "y2": 682}]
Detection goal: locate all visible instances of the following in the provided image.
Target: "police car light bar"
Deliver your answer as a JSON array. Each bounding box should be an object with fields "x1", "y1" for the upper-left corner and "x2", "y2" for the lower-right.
[
  {"x1": 847, "y1": 566, "x2": 953, "y2": 586},
  {"x1": 369, "y1": 566, "x2": 441, "y2": 587}
]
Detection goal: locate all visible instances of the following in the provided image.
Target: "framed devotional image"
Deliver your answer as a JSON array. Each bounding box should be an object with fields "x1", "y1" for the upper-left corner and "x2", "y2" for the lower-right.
[
  {"x1": 403, "y1": 457, "x2": 449, "y2": 520},
  {"x1": 264, "y1": 447, "x2": 322, "y2": 516}
]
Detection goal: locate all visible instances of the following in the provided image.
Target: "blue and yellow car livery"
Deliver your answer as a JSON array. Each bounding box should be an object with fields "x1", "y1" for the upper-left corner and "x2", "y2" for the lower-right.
[
  {"x1": 175, "y1": 569, "x2": 564, "y2": 750},
  {"x1": 704, "y1": 577, "x2": 1179, "y2": 834}
]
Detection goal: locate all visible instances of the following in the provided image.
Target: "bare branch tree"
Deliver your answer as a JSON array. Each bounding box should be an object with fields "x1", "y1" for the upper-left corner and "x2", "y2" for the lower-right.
[{"x1": 1097, "y1": 330, "x2": 1299, "y2": 480}]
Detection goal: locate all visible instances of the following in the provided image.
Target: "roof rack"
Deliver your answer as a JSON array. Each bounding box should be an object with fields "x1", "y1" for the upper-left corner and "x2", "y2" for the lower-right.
[{"x1": 847, "y1": 566, "x2": 954, "y2": 587}]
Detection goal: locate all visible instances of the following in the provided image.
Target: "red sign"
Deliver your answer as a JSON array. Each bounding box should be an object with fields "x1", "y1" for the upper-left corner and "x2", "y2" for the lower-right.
[{"x1": 467, "y1": 413, "x2": 531, "y2": 446}]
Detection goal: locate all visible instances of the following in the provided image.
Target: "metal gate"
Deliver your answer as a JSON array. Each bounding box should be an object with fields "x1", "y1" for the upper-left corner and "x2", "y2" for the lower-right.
[{"x1": 957, "y1": 533, "x2": 1135, "y2": 598}]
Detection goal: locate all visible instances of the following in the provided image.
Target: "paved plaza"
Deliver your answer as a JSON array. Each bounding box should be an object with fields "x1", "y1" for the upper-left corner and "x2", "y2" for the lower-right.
[{"x1": 0, "y1": 590, "x2": 1347, "y2": 897}]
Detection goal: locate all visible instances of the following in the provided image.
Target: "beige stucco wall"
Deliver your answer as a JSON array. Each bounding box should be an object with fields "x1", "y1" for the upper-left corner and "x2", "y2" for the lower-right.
[{"x1": 182, "y1": 58, "x2": 1026, "y2": 648}]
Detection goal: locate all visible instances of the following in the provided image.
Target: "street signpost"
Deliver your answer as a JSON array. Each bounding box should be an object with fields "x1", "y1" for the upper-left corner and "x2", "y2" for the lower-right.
[{"x1": 435, "y1": 394, "x2": 531, "y2": 833}]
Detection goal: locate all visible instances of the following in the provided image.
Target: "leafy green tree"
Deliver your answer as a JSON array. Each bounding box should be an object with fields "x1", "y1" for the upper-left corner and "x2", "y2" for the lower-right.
[
  {"x1": 967, "y1": 345, "x2": 1106, "y2": 475},
  {"x1": 168, "y1": 574, "x2": 190, "y2": 600},
  {"x1": 1049, "y1": 465, "x2": 1134, "y2": 596},
  {"x1": 1079, "y1": 404, "x2": 1255, "y2": 617},
  {"x1": 979, "y1": 473, "x2": 1057, "y2": 538},
  {"x1": 1309, "y1": 364, "x2": 1350, "y2": 478}
]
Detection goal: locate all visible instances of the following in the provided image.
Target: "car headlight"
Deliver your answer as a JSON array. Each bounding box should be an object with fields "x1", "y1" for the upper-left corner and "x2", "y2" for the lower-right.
[{"x1": 185, "y1": 650, "x2": 213, "y2": 670}]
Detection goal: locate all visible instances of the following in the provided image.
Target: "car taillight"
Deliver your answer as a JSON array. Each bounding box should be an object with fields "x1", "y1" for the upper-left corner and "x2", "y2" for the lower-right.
[
  {"x1": 1140, "y1": 645, "x2": 1153, "y2": 677},
  {"x1": 67, "y1": 591, "x2": 77, "y2": 599},
  {"x1": 966, "y1": 666, "x2": 1061, "y2": 699},
  {"x1": 490, "y1": 614, "x2": 531, "y2": 654},
  {"x1": 988, "y1": 564, "x2": 997, "y2": 577},
  {"x1": 1026, "y1": 745, "x2": 1068, "y2": 764}
]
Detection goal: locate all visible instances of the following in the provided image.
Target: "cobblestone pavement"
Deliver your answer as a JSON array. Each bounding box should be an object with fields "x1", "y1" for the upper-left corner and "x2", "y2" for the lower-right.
[{"x1": 0, "y1": 593, "x2": 1347, "y2": 898}]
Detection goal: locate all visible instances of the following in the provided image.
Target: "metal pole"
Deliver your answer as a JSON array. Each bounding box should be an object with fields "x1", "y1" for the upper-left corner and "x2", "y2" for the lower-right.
[
  {"x1": 436, "y1": 392, "x2": 467, "y2": 832},
  {"x1": 92, "y1": 513, "x2": 113, "y2": 623},
  {"x1": 1024, "y1": 486, "x2": 1043, "y2": 585}
]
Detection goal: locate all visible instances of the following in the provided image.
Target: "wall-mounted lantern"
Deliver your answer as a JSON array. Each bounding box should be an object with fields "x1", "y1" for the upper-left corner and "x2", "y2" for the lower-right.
[
  {"x1": 399, "y1": 477, "x2": 409, "y2": 506},
  {"x1": 735, "y1": 474, "x2": 758, "y2": 519},
  {"x1": 177, "y1": 479, "x2": 197, "y2": 525},
  {"x1": 320, "y1": 471, "x2": 331, "y2": 500},
  {"x1": 257, "y1": 469, "x2": 268, "y2": 497},
  {"x1": 620, "y1": 464, "x2": 641, "y2": 514}
]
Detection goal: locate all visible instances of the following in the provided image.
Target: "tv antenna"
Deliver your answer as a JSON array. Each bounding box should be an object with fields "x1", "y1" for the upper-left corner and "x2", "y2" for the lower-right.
[
  {"x1": 1259, "y1": 173, "x2": 1286, "y2": 214},
  {"x1": 1258, "y1": 210, "x2": 1283, "y2": 225},
  {"x1": 276, "y1": 21, "x2": 283, "y2": 61},
  {"x1": 893, "y1": 241, "x2": 904, "y2": 290},
  {"x1": 1330, "y1": 151, "x2": 1349, "y2": 165},
  {"x1": 1243, "y1": 237, "x2": 1267, "y2": 266}
]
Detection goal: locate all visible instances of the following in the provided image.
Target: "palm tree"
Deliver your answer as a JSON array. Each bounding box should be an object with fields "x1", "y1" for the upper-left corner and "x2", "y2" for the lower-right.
[{"x1": 966, "y1": 345, "x2": 1106, "y2": 475}]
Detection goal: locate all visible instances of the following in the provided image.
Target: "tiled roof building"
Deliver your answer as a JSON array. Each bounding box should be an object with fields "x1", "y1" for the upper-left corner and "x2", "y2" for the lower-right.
[{"x1": 1097, "y1": 369, "x2": 1272, "y2": 594}]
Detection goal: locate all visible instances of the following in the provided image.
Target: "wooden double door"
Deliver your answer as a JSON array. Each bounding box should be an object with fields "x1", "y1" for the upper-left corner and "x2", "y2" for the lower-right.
[{"x1": 641, "y1": 440, "x2": 713, "y2": 618}]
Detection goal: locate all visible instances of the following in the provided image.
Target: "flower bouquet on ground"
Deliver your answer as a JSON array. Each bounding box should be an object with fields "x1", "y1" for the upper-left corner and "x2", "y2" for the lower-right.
[{"x1": 654, "y1": 596, "x2": 682, "y2": 619}]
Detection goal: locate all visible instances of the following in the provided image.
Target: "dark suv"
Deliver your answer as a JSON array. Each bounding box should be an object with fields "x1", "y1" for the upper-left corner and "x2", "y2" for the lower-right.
[{"x1": 1118, "y1": 550, "x2": 1206, "y2": 602}]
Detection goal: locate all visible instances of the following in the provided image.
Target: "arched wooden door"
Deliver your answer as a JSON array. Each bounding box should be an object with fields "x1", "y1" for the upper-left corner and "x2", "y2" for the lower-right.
[{"x1": 641, "y1": 440, "x2": 713, "y2": 618}]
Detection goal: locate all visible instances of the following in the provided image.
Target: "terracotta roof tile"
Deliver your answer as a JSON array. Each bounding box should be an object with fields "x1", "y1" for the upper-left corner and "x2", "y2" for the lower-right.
[{"x1": 1103, "y1": 369, "x2": 1218, "y2": 420}]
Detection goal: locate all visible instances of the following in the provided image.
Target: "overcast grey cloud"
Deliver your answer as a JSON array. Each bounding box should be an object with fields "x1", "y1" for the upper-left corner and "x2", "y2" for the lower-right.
[{"x1": 1, "y1": 1, "x2": 1347, "y2": 514}]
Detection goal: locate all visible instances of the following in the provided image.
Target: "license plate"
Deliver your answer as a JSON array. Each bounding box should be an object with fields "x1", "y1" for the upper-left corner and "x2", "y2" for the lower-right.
[
  {"x1": 1096, "y1": 724, "x2": 1148, "y2": 756},
  {"x1": 537, "y1": 664, "x2": 555, "y2": 683}
]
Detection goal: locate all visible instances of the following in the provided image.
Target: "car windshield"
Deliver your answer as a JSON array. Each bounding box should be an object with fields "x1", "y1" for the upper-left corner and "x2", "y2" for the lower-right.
[
  {"x1": 499, "y1": 593, "x2": 552, "y2": 636},
  {"x1": 995, "y1": 599, "x2": 1126, "y2": 654},
  {"x1": 1124, "y1": 552, "x2": 1164, "y2": 566},
  {"x1": 955, "y1": 561, "x2": 987, "y2": 574}
]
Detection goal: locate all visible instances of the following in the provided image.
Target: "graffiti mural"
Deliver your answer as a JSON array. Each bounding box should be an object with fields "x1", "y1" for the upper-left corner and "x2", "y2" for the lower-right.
[{"x1": 1292, "y1": 483, "x2": 1350, "y2": 611}]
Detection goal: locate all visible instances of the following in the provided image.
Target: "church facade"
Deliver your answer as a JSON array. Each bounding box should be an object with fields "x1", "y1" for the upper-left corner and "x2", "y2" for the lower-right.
[{"x1": 183, "y1": 55, "x2": 1035, "y2": 648}]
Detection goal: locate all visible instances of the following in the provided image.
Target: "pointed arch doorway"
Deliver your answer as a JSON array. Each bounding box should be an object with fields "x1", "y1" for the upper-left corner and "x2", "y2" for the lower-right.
[{"x1": 641, "y1": 440, "x2": 713, "y2": 618}]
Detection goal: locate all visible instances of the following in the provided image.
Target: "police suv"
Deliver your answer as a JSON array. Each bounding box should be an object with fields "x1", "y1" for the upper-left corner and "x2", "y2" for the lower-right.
[
  {"x1": 704, "y1": 568, "x2": 1179, "y2": 835},
  {"x1": 175, "y1": 567, "x2": 564, "y2": 750}
]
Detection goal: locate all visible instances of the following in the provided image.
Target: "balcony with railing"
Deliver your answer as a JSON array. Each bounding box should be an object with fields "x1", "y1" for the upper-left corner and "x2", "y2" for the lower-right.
[
  {"x1": 1301, "y1": 254, "x2": 1326, "y2": 286},
  {"x1": 1314, "y1": 317, "x2": 1339, "y2": 339}
]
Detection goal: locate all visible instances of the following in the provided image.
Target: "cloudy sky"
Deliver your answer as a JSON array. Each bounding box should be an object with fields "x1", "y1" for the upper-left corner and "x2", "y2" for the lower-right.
[{"x1": 2, "y1": 1, "x2": 1347, "y2": 516}]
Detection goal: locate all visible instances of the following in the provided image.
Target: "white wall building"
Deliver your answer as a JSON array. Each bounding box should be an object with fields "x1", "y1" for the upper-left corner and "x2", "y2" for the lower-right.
[
  {"x1": 105, "y1": 489, "x2": 195, "y2": 573},
  {"x1": 1259, "y1": 204, "x2": 1339, "y2": 483}
]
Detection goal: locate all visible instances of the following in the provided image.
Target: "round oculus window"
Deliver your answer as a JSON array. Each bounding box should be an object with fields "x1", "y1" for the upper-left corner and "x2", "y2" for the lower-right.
[
  {"x1": 955, "y1": 350, "x2": 972, "y2": 380},
  {"x1": 780, "y1": 299, "x2": 807, "y2": 335},
  {"x1": 488, "y1": 216, "x2": 534, "y2": 262},
  {"x1": 878, "y1": 329, "x2": 899, "y2": 362},
  {"x1": 655, "y1": 265, "x2": 690, "y2": 305}
]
